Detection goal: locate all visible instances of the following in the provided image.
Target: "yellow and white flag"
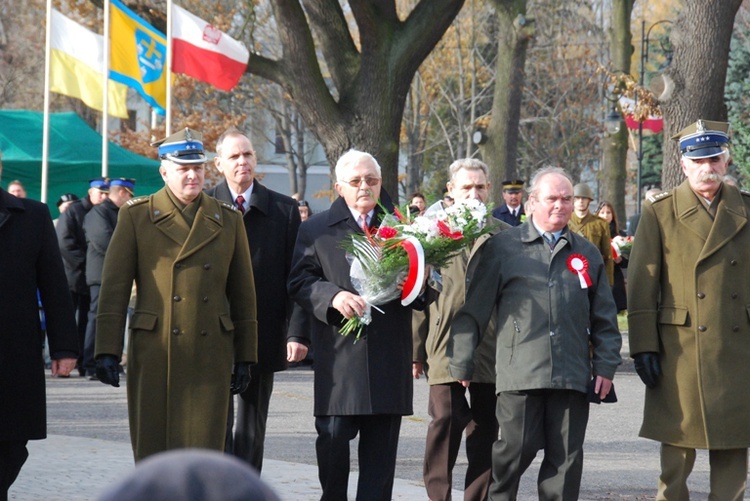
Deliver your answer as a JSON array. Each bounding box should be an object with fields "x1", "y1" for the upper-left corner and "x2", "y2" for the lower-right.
[{"x1": 49, "y1": 9, "x2": 129, "y2": 118}]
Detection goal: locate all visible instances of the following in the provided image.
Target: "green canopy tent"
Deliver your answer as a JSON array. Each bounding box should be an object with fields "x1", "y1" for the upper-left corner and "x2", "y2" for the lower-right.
[{"x1": 0, "y1": 110, "x2": 163, "y2": 218}]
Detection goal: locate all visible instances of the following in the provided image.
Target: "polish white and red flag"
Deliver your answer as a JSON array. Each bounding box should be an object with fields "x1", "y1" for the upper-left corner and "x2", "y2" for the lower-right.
[
  {"x1": 171, "y1": 4, "x2": 249, "y2": 91},
  {"x1": 619, "y1": 97, "x2": 664, "y2": 134}
]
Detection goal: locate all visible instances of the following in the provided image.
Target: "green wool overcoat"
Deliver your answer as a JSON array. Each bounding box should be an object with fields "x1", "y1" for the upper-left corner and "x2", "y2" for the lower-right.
[
  {"x1": 628, "y1": 181, "x2": 750, "y2": 449},
  {"x1": 95, "y1": 188, "x2": 258, "y2": 460}
]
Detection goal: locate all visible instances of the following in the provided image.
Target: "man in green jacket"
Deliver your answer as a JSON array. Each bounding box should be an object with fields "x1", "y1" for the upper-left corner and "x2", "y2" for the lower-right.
[
  {"x1": 629, "y1": 120, "x2": 750, "y2": 500},
  {"x1": 94, "y1": 128, "x2": 258, "y2": 461},
  {"x1": 413, "y1": 158, "x2": 509, "y2": 501},
  {"x1": 449, "y1": 166, "x2": 621, "y2": 500}
]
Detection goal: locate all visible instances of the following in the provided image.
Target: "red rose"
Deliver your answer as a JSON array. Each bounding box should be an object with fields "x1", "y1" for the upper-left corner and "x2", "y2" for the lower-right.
[{"x1": 378, "y1": 226, "x2": 398, "y2": 239}]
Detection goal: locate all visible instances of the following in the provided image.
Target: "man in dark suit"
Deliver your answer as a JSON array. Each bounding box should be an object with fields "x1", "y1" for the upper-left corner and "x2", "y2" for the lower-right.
[
  {"x1": 206, "y1": 129, "x2": 305, "y2": 472},
  {"x1": 56, "y1": 177, "x2": 110, "y2": 377},
  {"x1": 288, "y1": 149, "x2": 432, "y2": 500},
  {"x1": 0, "y1": 185, "x2": 78, "y2": 499},
  {"x1": 491, "y1": 180, "x2": 525, "y2": 227}
]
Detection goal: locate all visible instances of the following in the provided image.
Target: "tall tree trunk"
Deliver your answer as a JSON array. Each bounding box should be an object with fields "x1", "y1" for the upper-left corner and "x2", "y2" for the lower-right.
[
  {"x1": 602, "y1": 0, "x2": 633, "y2": 225},
  {"x1": 658, "y1": 0, "x2": 742, "y2": 189},
  {"x1": 483, "y1": 0, "x2": 531, "y2": 205},
  {"x1": 249, "y1": 0, "x2": 466, "y2": 204}
]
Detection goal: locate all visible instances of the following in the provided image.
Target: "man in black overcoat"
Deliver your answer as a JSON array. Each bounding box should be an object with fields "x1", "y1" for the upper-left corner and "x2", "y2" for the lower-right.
[
  {"x1": 206, "y1": 129, "x2": 306, "y2": 472},
  {"x1": 56, "y1": 177, "x2": 109, "y2": 376},
  {"x1": 287, "y1": 149, "x2": 433, "y2": 501},
  {"x1": 0, "y1": 186, "x2": 78, "y2": 499}
]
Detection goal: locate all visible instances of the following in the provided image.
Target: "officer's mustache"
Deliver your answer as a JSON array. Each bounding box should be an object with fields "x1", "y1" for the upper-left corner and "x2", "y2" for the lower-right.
[{"x1": 698, "y1": 172, "x2": 722, "y2": 183}]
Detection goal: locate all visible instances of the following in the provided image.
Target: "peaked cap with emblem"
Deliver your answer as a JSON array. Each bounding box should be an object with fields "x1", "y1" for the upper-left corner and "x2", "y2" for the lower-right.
[
  {"x1": 152, "y1": 128, "x2": 206, "y2": 165},
  {"x1": 671, "y1": 119, "x2": 730, "y2": 159},
  {"x1": 502, "y1": 180, "x2": 525, "y2": 193}
]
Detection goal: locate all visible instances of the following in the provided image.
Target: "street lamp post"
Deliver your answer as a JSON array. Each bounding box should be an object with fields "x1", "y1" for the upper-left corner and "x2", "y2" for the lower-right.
[{"x1": 636, "y1": 19, "x2": 673, "y2": 214}]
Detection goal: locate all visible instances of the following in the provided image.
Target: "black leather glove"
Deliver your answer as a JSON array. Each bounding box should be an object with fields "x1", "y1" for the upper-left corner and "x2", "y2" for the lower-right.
[
  {"x1": 231, "y1": 362, "x2": 251, "y2": 395},
  {"x1": 633, "y1": 352, "x2": 661, "y2": 389},
  {"x1": 95, "y1": 355, "x2": 121, "y2": 388}
]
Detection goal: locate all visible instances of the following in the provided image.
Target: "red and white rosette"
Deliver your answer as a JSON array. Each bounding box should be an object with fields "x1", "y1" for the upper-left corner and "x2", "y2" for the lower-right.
[
  {"x1": 400, "y1": 236, "x2": 425, "y2": 306},
  {"x1": 567, "y1": 254, "x2": 592, "y2": 289}
]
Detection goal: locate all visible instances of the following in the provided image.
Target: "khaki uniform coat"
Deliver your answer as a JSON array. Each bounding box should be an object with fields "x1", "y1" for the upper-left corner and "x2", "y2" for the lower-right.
[
  {"x1": 95, "y1": 188, "x2": 258, "y2": 460},
  {"x1": 569, "y1": 211, "x2": 614, "y2": 285},
  {"x1": 628, "y1": 181, "x2": 750, "y2": 449},
  {"x1": 413, "y1": 217, "x2": 508, "y2": 385}
]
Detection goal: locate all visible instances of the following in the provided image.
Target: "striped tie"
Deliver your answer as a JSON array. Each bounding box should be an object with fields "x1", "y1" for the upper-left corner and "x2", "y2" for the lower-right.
[{"x1": 235, "y1": 195, "x2": 246, "y2": 214}]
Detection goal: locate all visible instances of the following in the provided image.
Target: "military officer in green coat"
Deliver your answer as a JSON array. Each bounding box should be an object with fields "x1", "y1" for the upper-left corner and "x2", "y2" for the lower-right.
[
  {"x1": 94, "y1": 128, "x2": 258, "y2": 461},
  {"x1": 569, "y1": 182, "x2": 614, "y2": 285},
  {"x1": 629, "y1": 120, "x2": 750, "y2": 500}
]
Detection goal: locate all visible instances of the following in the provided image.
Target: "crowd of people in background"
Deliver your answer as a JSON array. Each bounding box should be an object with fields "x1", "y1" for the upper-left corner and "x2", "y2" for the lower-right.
[{"x1": 3, "y1": 118, "x2": 749, "y2": 500}]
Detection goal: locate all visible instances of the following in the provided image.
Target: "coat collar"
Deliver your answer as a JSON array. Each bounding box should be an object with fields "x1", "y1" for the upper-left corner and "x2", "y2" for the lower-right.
[
  {"x1": 326, "y1": 189, "x2": 396, "y2": 233},
  {"x1": 211, "y1": 179, "x2": 271, "y2": 216},
  {"x1": 149, "y1": 188, "x2": 224, "y2": 260},
  {"x1": 674, "y1": 180, "x2": 748, "y2": 262},
  {"x1": 0, "y1": 188, "x2": 24, "y2": 230},
  {"x1": 520, "y1": 216, "x2": 574, "y2": 254},
  {"x1": 468, "y1": 216, "x2": 504, "y2": 260}
]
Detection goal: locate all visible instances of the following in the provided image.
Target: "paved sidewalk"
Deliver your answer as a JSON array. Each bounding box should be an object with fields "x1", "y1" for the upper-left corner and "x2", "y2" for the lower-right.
[
  {"x1": 10, "y1": 332, "x2": 750, "y2": 500},
  {"x1": 10, "y1": 435, "x2": 441, "y2": 500}
]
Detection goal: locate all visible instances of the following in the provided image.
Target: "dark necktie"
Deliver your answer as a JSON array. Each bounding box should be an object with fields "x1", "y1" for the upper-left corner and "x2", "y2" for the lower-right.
[
  {"x1": 235, "y1": 195, "x2": 246, "y2": 214},
  {"x1": 543, "y1": 231, "x2": 556, "y2": 251}
]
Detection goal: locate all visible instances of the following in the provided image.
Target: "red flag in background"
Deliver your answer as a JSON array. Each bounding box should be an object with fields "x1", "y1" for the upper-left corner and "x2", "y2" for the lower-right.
[
  {"x1": 171, "y1": 4, "x2": 249, "y2": 91},
  {"x1": 620, "y1": 97, "x2": 664, "y2": 134}
]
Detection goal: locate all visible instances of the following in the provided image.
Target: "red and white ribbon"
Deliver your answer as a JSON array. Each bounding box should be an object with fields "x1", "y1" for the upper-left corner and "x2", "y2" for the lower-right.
[
  {"x1": 401, "y1": 236, "x2": 425, "y2": 306},
  {"x1": 611, "y1": 241, "x2": 621, "y2": 260},
  {"x1": 567, "y1": 254, "x2": 592, "y2": 289}
]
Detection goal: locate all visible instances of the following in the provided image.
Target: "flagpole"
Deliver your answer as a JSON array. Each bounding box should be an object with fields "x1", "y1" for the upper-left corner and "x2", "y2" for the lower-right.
[
  {"x1": 102, "y1": 0, "x2": 111, "y2": 178},
  {"x1": 41, "y1": 0, "x2": 53, "y2": 204},
  {"x1": 166, "y1": 0, "x2": 173, "y2": 135}
]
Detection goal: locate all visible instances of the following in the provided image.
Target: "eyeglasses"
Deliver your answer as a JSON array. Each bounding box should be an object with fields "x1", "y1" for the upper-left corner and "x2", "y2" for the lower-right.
[{"x1": 341, "y1": 177, "x2": 381, "y2": 187}]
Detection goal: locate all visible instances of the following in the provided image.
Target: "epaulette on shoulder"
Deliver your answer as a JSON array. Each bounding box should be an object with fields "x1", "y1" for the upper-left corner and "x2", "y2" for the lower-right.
[
  {"x1": 740, "y1": 189, "x2": 750, "y2": 198},
  {"x1": 219, "y1": 200, "x2": 240, "y2": 212},
  {"x1": 126, "y1": 196, "x2": 149, "y2": 207},
  {"x1": 648, "y1": 191, "x2": 671, "y2": 204}
]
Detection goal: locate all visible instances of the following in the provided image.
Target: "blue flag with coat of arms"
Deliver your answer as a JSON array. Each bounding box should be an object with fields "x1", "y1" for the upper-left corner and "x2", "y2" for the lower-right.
[{"x1": 109, "y1": 0, "x2": 167, "y2": 114}]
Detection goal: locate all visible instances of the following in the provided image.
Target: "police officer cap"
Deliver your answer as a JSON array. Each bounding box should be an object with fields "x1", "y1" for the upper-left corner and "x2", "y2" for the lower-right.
[
  {"x1": 110, "y1": 178, "x2": 136, "y2": 193},
  {"x1": 89, "y1": 177, "x2": 110, "y2": 192},
  {"x1": 56, "y1": 193, "x2": 79, "y2": 207},
  {"x1": 573, "y1": 183, "x2": 594, "y2": 200},
  {"x1": 152, "y1": 128, "x2": 206, "y2": 165},
  {"x1": 502, "y1": 180, "x2": 524, "y2": 193},
  {"x1": 671, "y1": 119, "x2": 730, "y2": 159}
]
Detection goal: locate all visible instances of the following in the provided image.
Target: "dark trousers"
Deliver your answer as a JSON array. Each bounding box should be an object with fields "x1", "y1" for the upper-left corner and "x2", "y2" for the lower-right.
[
  {"x1": 70, "y1": 291, "x2": 90, "y2": 374},
  {"x1": 315, "y1": 414, "x2": 401, "y2": 501},
  {"x1": 225, "y1": 369, "x2": 274, "y2": 472},
  {"x1": 489, "y1": 389, "x2": 589, "y2": 501},
  {"x1": 82, "y1": 285, "x2": 100, "y2": 375},
  {"x1": 423, "y1": 382, "x2": 497, "y2": 501},
  {"x1": 0, "y1": 440, "x2": 28, "y2": 501}
]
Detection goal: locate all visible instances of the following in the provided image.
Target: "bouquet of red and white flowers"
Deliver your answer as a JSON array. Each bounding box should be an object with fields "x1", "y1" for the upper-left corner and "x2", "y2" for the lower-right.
[
  {"x1": 611, "y1": 235, "x2": 634, "y2": 260},
  {"x1": 341, "y1": 199, "x2": 493, "y2": 341}
]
